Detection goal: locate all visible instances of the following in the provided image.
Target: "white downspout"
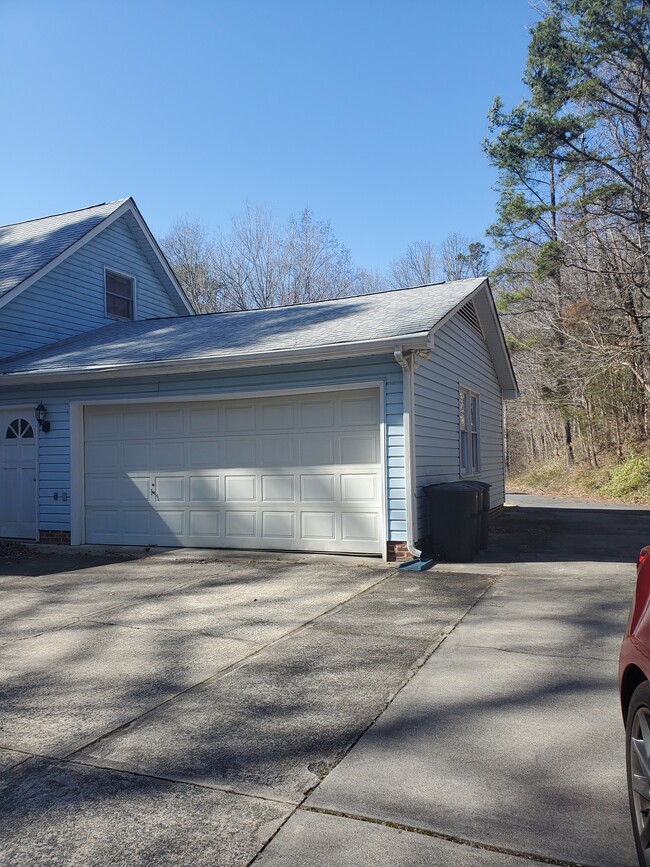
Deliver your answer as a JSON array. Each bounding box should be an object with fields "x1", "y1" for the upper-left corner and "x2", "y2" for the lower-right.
[{"x1": 394, "y1": 347, "x2": 422, "y2": 558}]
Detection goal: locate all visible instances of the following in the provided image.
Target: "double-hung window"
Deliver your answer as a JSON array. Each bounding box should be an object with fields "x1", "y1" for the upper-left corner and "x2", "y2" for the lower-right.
[
  {"x1": 105, "y1": 269, "x2": 135, "y2": 320},
  {"x1": 460, "y1": 387, "x2": 480, "y2": 476}
]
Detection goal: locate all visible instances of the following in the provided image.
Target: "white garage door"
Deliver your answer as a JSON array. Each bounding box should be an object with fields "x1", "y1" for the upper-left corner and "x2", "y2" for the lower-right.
[{"x1": 84, "y1": 389, "x2": 383, "y2": 554}]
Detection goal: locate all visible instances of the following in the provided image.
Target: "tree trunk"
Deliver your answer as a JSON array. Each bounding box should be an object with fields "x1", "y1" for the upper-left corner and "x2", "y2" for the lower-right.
[{"x1": 564, "y1": 419, "x2": 574, "y2": 467}]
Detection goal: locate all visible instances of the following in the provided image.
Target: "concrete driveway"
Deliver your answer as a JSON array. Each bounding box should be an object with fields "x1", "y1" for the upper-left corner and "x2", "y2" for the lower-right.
[{"x1": 0, "y1": 495, "x2": 647, "y2": 866}]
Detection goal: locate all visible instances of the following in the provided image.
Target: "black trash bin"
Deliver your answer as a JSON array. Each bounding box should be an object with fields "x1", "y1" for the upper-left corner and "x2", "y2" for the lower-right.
[
  {"x1": 423, "y1": 482, "x2": 481, "y2": 562},
  {"x1": 464, "y1": 481, "x2": 491, "y2": 550}
]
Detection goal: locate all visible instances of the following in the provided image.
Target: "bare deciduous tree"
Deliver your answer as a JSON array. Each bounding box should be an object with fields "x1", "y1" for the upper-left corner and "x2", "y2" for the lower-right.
[
  {"x1": 441, "y1": 233, "x2": 490, "y2": 280},
  {"x1": 389, "y1": 240, "x2": 439, "y2": 288},
  {"x1": 162, "y1": 203, "x2": 379, "y2": 312},
  {"x1": 160, "y1": 218, "x2": 223, "y2": 312}
]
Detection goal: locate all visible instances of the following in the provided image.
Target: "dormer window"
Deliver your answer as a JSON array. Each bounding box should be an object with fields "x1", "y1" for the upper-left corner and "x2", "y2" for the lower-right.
[{"x1": 105, "y1": 269, "x2": 135, "y2": 320}]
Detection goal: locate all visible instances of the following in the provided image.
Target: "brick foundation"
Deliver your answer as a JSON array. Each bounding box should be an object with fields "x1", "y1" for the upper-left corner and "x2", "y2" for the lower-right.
[
  {"x1": 387, "y1": 541, "x2": 410, "y2": 562},
  {"x1": 39, "y1": 530, "x2": 71, "y2": 545},
  {"x1": 386, "y1": 540, "x2": 427, "y2": 562}
]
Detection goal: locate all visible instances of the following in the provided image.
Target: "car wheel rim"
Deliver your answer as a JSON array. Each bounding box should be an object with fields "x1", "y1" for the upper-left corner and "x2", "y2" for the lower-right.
[{"x1": 631, "y1": 706, "x2": 650, "y2": 863}]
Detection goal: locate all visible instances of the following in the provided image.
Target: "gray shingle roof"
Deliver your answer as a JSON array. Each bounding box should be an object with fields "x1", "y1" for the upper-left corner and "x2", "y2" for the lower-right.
[
  {"x1": 0, "y1": 200, "x2": 128, "y2": 297},
  {"x1": 0, "y1": 278, "x2": 486, "y2": 376}
]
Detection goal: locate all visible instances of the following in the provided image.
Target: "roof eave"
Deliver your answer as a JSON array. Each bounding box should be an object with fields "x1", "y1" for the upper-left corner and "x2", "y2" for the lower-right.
[{"x1": 0, "y1": 332, "x2": 430, "y2": 386}]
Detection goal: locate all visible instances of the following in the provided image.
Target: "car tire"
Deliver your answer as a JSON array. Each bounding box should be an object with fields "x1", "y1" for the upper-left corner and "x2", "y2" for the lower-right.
[{"x1": 627, "y1": 680, "x2": 650, "y2": 866}]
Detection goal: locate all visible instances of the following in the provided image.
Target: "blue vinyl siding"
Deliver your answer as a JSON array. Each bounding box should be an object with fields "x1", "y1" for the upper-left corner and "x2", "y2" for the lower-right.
[
  {"x1": 0, "y1": 356, "x2": 407, "y2": 541},
  {"x1": 413, "y1": 314, "x2": 505, "y2": 540},
  {"x1": 0, "y1": 216, "x2": 187, "y2": 359}
]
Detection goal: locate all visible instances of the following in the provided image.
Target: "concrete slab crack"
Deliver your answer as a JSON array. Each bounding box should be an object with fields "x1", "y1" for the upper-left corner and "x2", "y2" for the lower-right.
[{"x1": 453, "y1": 642, "x2": 614, "y2": 663}]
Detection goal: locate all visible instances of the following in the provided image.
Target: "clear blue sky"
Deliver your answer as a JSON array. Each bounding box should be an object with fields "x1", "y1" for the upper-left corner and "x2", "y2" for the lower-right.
[{"x1": 0, "y1": 0, "x2": 537, "y2": 273}]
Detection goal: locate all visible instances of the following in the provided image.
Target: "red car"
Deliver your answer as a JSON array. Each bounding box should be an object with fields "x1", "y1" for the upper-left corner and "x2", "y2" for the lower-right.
[{"x1": 619, "y1": 546, "x2": 650, "y2": 866}]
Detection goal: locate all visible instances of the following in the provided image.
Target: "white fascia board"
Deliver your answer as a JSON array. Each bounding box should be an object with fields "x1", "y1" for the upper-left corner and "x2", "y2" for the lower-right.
[
  {"x1": 0, "y1": 200, "x2": 132, "y2": 310},
  {"x1": 0, "y1": 333, "x2": 429, "y2": 386}
]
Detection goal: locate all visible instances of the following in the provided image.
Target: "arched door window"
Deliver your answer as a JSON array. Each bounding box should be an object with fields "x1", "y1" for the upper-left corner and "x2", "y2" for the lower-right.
[{"x1": 5, "y1": 418, "x2": 34, "y2": 440}]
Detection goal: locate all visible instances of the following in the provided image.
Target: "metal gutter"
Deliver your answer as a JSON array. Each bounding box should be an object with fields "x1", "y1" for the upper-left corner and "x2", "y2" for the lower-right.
[{"x1": 394, "y1": 346, "x2": 422, "y2": 559}]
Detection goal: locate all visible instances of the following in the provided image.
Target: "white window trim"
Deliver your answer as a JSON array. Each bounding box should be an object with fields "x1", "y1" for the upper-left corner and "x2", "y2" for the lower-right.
[
  {"x1": 459, "y1": 385, "x2": 480, "y2": 477},
  {"x1": 104, "y1": 266, "x2": 137, "y2": 320}
]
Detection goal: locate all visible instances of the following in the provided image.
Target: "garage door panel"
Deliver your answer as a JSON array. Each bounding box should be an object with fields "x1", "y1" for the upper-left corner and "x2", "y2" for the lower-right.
[
  {"x1": 262, "y1": 511, "x2": 295, "y2": 539},
  {"x1": 225, "y1": 405, "x2": 255, "y2": 432},
  {"x1": 300, "y1": 400, "x2": 334, "y2": 428},
  {"x1": 86, "y1": 442, "x2": 119, "y2": 470},
  {"x1": 224, "y1": 475, "x2": 256, "y2": 502},
  {"x1": 127, "y1": 510, "x2": 154, "y2": 538},
  {"x1": 187, "y1": 440, "x2": 219, "y2": 469},
  {"x1": 188, "y1": 407, "x2": 219, "y2": 434},
  {"x1": 341, "y1": 474, "x2": 378, "y2": 503},
  {"x1": 125, "y1": 476, "x2": 151, "y2": 502},
  {"x1": 154, "y1": 441, "x2": 184, "y2": 468},
  {"x1": 341, "y1": 396, "x2": 379, "y2": 426},
  {"x1": 154, "y1": 408, "x2": 184, "y2": 435},
  {"x1": 300, "y1": 474, "x2": 335, "y2": 502},
  {"x1": 123, "y1": 443, "x2": 150, "y2": 468},
  {"x1": 299, "y1": 435, "x2": 335, "y2": 465},
  {"x1": 225, "y1": 511, "x2": 256, "y2": 538},
  {"x1": 84, "y1": 509, "x2": 118, "y2": 541},
  {"x1": 84, "y1": 389, "x2": 383, "y2": 554},
  {"x1": 261, "y1": 403, "x2": 294, "y2": 430},
  {"x1": 223, "y1": 438, "x2": 256, "y2": 468},
  {"x1": 85, "y1": 477, "x2": 118, "y2": 505},
  {"x1": 189, "y1": 510, "x2": 221, "y2": 537},
  {"x1": 152, "y1": 510, "x2": 184, "y2": 537},
  {"x1": 342, "y1": 512, "x2": 379, "y2": 542},
  {"x1": 301, "y1": 511, "x2": 336, "y2": 540},
  {"x1": 154, "y1": 476, "x2": 184, "y2": 502},
  {"x1": 123, "y1": 411, "x2": 151, "y2": 437},
  {"x1": 341, "y1": 434, "x2": 378, "y2": 464},
  {"x1": 257, "y1": 437, "x2": 291, "y2": 466},
  {"x1": 262, "y1": 475, "x2": 294, "y2": 502},
  {"x1": 189, "y1": 475, "x2": 220, "y2": 502},
  {"x1": 85, "y1": 411, "x2": 117, "y2": 440}
]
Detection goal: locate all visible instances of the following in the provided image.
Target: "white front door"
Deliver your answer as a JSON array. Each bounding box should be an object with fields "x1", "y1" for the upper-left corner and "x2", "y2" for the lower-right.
[
  {"x1": 83, "y1": 389, "x2": 383, "y2": 554},
  {"x1": 0, "y1": 411, "x2": 37, "y2": 539}
]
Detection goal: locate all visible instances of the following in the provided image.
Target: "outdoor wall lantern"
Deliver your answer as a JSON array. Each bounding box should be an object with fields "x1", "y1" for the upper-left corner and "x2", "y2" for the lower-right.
[{"x1": 35, "y1": 402, "x2": 50, "y2": 433}]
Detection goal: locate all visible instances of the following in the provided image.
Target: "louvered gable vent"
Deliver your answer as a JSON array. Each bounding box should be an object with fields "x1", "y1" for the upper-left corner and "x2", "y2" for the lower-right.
[{"x1": 458, "y1": 300, "x2": 484, "y2": 337}]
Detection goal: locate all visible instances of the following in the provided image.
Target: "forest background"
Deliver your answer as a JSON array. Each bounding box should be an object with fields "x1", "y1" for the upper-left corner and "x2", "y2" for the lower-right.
[{"x1": 160, "y1": 0, "x2": 650, "y2": 503}]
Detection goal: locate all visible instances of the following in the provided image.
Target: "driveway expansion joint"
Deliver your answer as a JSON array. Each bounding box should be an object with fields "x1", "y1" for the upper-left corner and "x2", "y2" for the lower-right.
[
  {"x1": 297, "y1": 806, "x2": 600, "y2": 867},
  {"x1": 59, "y1": 757, "x2": 298, "y2": 806}
]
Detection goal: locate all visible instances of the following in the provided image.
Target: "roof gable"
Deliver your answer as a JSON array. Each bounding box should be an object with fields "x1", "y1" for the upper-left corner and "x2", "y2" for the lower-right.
[{"x1": 0, "y1": 198, "x2": 193, "y2": 315}]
